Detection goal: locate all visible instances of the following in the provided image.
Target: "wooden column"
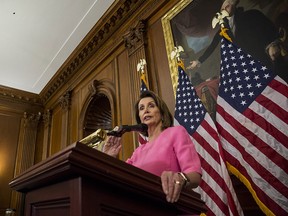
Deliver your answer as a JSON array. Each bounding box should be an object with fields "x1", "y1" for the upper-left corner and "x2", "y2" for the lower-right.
[
  {"x1": 123, "y1": 20, "x2": 149, "y2": 149},
  {"x1": 123, "y1": 20, "x2": 149, "y2": 105},
  {"x1": 58, "y1": 91, "x2": 72, "y2": 149},
  {"x1": 10, "y1": 112, "x2": 41, "y2": 216},
  {"x1": 42, "y1": 109, "x2": 52, "y2": 160}
]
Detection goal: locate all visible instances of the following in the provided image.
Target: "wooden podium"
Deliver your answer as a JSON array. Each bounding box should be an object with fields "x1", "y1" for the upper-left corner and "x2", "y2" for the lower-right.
[{"x1": 10, "y1": 142, "x2": 207, "y2": 216}]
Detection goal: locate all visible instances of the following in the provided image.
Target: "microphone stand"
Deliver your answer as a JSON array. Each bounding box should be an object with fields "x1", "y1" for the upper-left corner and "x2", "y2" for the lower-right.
[
  {"x1": 79, "y1": 128, "x2": 107, "y2": 149},
  {"x1": 79, "y1": 124, "x2": 148, "y2": 149}
]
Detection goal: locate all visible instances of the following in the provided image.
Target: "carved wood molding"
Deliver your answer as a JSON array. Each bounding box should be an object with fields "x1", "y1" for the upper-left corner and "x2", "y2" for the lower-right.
[
  {"x1": 123, "y1": 20, "x2": 146, "y2": 55},
  {"x1": 40, "y1": 0, "x2": 145, "y2": 104},
  {"x1": 23, "y1": 112, "x2": 42, "y2": 128},
  {"x1": 43, "y1": 109, "x2": 52, "y2": 127},
  {"x1": 0, "y1": 85, "x2": 42, "y2": 105},
  {"x1": 88, "y1": 80, "x2": 102, "y2": 97},
  {"x1": 58, "y1": 90, "x2": 72, "y2": 111}
]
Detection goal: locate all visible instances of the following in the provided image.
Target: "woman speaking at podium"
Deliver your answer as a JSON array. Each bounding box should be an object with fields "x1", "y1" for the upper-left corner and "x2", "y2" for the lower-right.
[{"x1": 103, "y1": 91, "x2": 202, "y2": 203}]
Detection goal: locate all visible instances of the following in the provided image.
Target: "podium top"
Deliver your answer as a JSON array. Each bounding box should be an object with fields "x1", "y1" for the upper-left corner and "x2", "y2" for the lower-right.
[{"x1": 10, "y1": 142, "x2": 207, "y2": 214}]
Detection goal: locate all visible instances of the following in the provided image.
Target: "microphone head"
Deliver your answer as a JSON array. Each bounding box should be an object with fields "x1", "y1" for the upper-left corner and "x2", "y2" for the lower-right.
[
  {"x1": 126, "y1": 123, "x2": 148, "y2": 133},
  {"x1": 138, "y1": 123, "x2": 148, "y2": 133},
  {"x1": 107, "y1": 123, "x2": 148, "y2": 137}
]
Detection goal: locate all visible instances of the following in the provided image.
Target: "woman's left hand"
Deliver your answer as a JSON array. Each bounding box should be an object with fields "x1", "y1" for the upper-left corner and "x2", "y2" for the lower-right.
[
  {"x1": 102, "y1": 136, "x2": 122, "y2": 157},
  {"x1": 160, "y1": 171, "x2": 184, "y2": 203}
]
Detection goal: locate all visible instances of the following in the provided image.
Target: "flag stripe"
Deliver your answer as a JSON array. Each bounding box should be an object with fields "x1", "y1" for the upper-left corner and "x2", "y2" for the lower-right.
[
  {"x1": 194, "y1": 121, "x2": 243, "y2": 215},
  {"x1": 255, "y1": 94, "x2": 288, "y2": 126},
  {"x1": 193, "y1": 133, "x2": 227, "y2": 191},
  {"x1": 242, "y1": 103, "x2": 288, "y2": 160},
  {"x1": 216, "y1": 123, "x2": 288, "y2": 215},
  {"x1": 222, "y1": 142, "x2": 287, "y2": 215},
  {"x1": 193, "y1": 131, "x2": 221, "y2": 165},
  {"x1": 253, "y1": 96, "x2": 288, "y2": 136},
  {"x1": 269, "y1": 76, "x2": 288, "y2": 98},
  {"x1": 195, "y1": 180, "x2": 220, "y2": 216},
  {"x1": 262, "y1": 79, "x2": 288, "y2": 111},
  {"x1": 218, "y1": 97, "x2": 288, "y2": 172},
  {"x1": 255, "y1": 89, "x2": 288, "y2": 126},
  {"x1": 243, "y1": 107, "x2": 288, "y2": 150},
  {"x1": 199, "y1": 159, "x2": 230, "y2": 215},
  {"x1": 217, "y1": 109, "x2": 288, "y2": 213},
  {"x1": 217, "y1": 102, "x2": 288, "y2": 184}
]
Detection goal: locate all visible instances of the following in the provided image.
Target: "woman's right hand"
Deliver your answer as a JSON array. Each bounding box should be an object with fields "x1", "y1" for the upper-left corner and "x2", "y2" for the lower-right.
[
  {"x1": 103, "y1": 136, "x2": 122, "y2": 157},
  {"x1": 186, "y1": 60, "x2": 201, "y2": 70}
]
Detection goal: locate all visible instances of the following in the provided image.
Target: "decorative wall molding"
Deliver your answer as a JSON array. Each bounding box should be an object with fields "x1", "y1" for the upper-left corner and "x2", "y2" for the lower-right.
[
  {"x1": 43, "y1": 109, "x2": 52, "y2": 127},
  {"x1": 58, "y1": 91, "x2": 72, "y2": 111},
  {"x1": 123, "y1": 20, "x2": 146, "y2": 55},
  {"x1": 88, "y1": 80, "x2": 102, "y2": 96},
  {"x1": 40, "y1": 0, "x2": 144, "y2": 104},
  {"x1": 42, "y1": 109, "x2": 52, "y2": 160},
  {"x1": 23, "y1": 112, "x2": 42, "y2": 128},
  {"x1": 0, "y1": 85, "x2": 42, "y2": 106}
]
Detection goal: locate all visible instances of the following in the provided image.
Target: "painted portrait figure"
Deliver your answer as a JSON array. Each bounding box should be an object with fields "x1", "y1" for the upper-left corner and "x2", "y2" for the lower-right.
[{"x1": 170, "y1": 0, "x2": 288, "y2": 119}]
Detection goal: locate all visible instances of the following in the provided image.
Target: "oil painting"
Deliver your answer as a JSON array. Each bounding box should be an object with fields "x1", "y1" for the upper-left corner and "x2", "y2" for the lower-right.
[{"x1": 162, "y1": 0, "x2": 288, "y2": 119}]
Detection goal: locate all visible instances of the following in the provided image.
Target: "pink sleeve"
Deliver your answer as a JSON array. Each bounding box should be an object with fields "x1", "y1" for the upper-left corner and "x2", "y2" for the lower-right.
[{"x1": 173, "y1": 126, "x2": 202, "y2": 174}]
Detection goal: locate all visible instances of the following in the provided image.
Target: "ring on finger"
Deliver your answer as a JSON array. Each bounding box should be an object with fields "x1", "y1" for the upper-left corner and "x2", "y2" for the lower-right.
[{"x1": 175, "y1": 180, "x2": 181, "y2": 185}]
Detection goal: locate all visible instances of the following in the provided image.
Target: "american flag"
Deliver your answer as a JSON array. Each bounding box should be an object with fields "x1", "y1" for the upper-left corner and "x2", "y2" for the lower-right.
[
  {"x1": 140, "y1": 78, "x2": 148, "y2": 92},
  {"x1": 139, "y1": 70, "x2": 149, "y2": 145},
  {"x1": 216, "y1": 37, "x2": 288, "y2": 215},
  {"x1": 174, "y1": 61, "x2": 243, "y2": 216}
]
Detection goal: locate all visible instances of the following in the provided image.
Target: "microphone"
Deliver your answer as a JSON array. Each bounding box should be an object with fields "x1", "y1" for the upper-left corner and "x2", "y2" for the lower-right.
[{"x1": 107, "y1": 123, "x2": 148, "y2": 137}]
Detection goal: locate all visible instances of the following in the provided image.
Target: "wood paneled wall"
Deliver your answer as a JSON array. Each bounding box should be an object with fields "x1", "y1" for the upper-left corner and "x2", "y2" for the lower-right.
[
  {"x1": 38, "y1": 0, "x2": 178, "y2": 161},
  {"x1": 0, "y1": 87, "x2": 43, "y2": 216},
  {"x1": 0, "y1": 0, "x2": 266, "y2": 215},
  {"x1": 0, "y1": 1, "x2": 178, "y2": 215}
]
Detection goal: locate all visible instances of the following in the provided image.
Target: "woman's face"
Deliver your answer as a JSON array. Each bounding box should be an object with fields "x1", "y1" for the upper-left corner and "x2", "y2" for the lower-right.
[{"x1": 138, "y1": 97, "x2": 162, "y2": 127}]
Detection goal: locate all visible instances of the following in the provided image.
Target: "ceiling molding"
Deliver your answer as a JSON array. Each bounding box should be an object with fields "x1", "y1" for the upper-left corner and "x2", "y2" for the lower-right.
[
  {"x1": 39, "y1": 0, "x2": 145, "y2": 104},
  {"x1": 0, "y1": 85, "x2": 42, "y2": 106}
]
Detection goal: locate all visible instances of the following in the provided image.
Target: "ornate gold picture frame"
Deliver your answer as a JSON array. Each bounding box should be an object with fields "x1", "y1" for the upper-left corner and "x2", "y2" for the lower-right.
[{"x1": 161, "y1": 0, "x2": 193, "y2": 96}]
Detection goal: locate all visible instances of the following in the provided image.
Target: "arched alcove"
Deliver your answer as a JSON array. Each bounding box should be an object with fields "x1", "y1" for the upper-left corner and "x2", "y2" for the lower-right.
[
  {"x1": 83, "y1": 93, "x2": 112, "y2": 137},
  {"x1": 79, "y1": 79, "x2": 116, "y2": 139}
]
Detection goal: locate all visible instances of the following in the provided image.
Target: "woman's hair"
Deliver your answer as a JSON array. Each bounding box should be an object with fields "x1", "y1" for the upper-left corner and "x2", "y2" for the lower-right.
[{"x1": 134, "y1": 91, "x2": 173, "y2": 135}]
